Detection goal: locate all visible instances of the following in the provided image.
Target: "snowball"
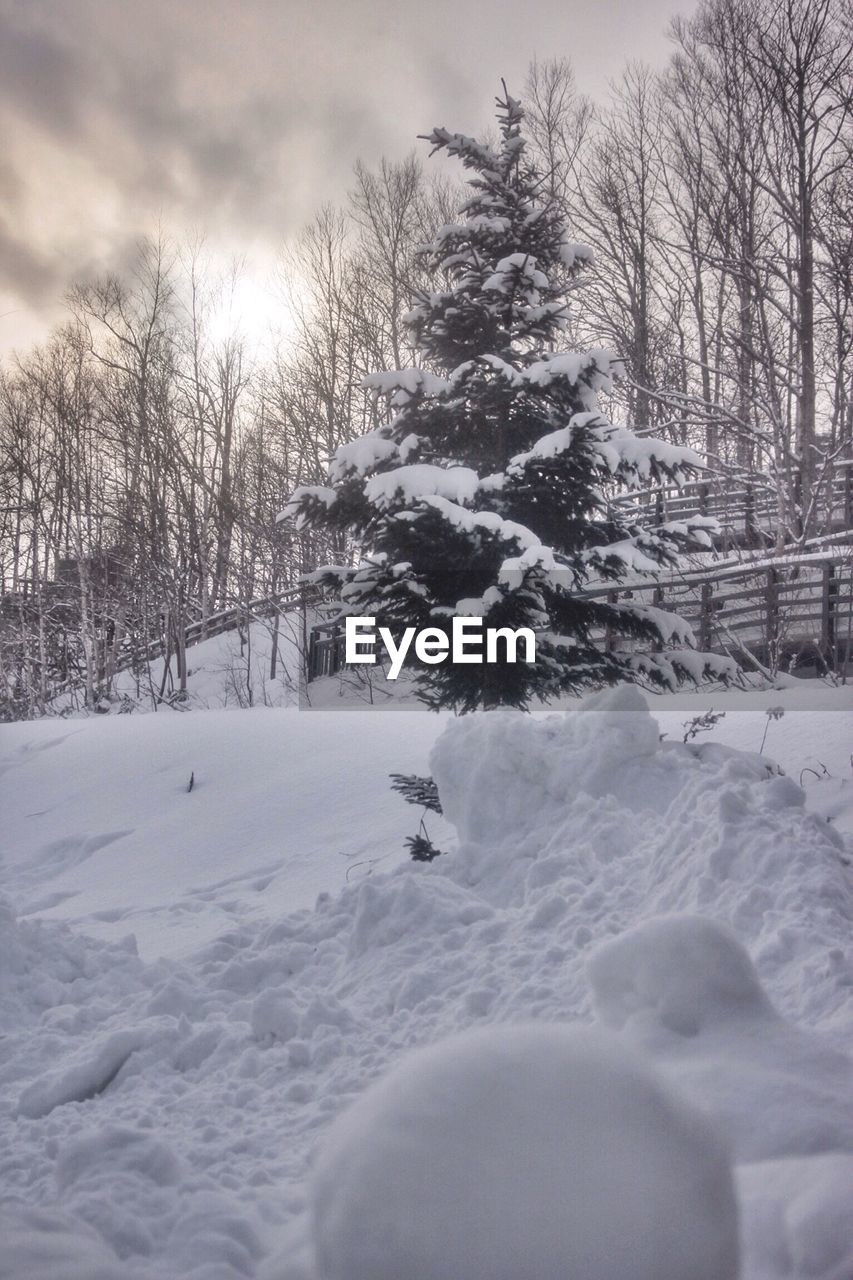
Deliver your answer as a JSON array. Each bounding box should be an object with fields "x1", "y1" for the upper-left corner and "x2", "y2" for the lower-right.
[
  {"x1": 588, "y1": 914, "x2": 775, "y2": 1037},
  {"x1": 310, "y1": 1022, "x2": 739, "y2": 1280}
]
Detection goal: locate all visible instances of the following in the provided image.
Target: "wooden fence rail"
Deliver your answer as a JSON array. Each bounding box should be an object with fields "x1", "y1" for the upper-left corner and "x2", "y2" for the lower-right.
[
  {"x1": 612, "y1": 458, "x2": 853, "y2": 550},
  {"x1": 585, "y1": 550, "x2": 853, "y2": 672},
  {"x1": 37, "y1": 550, "x2": 853, "y2": 701},
  {"x1": 305, "y1": 550, "x2": 853, "y2": 682},
  {"x1": 39, "y1": 586, "x2": 311, "y2": 701}
]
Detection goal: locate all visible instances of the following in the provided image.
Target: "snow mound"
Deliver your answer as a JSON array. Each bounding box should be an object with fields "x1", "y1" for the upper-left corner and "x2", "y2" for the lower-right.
[
  {"x1": 429, "y1": 688, "x2": 853, "y2": 1034},
  {"x1": 587, "y1": 915, "x2": 853, "y2": 1166},
  {"x1": 431, "y1": 685, "x2": 661, "y2": 849},
  {"x1": 310, "y1": 1022, "x2": 739, "y2": 1280},
  {"x1": 588, "y1": 914, "x2": 775, "y2": 1037}
]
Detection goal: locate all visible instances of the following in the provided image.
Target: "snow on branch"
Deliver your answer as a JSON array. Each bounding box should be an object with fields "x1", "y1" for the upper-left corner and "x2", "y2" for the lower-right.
[
  {"x1": 365, "y1": 465, "x2": 479, "y2": 510},
  {"x1": 278, "y1": 485, "x2": 337, "y2": 526},
  {"x1": 419, "y1": 127, "x2": 501, "y2": 172},
  {"x1": 364, "y1": 368, "x2": 450, "y2": 407}
]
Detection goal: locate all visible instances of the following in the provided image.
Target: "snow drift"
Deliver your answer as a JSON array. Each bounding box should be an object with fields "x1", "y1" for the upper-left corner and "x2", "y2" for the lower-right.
[{"x1": 1, "y1": 688, "x2": 851, "y2": 1280}]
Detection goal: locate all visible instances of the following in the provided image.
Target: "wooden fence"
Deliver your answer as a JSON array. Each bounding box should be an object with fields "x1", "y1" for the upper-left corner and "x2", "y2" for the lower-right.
[
  {"x1": 304, "y1": 550, "x2": 853, "y2": 682},
  {"x1": 33, "y1": 546, "x2": 853, "y2": 702},
  {"x1": 38, "y1": 586, "x2": 311, "y2": 701},
  {"x1": 612, "y1": 458, "x2": 853, "y2": 551},
  {"x1": 108, "y1": 586, "x2": 309, "y2": 684},
  {"x1": 586, "y1": 550, "x2": 853, "y2": 673},
  {"x1": 307, "y1": 621, "x2": 348, "y2": 682}
]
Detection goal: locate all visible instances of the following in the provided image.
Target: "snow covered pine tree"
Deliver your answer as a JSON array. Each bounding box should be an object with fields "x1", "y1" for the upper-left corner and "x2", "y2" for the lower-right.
[{"x1": 285, "y1": 87, "x2": 732, "y2": 712}]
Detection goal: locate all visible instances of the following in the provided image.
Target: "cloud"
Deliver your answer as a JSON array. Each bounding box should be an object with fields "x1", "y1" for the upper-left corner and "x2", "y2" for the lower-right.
[
  {"x1": 0, "y1": 219, "x2": 71, "y2": 303},
  {"x1": 0, "y1": 10, "x2": 88, "y2": 136},
  {"x1": 0, "y1": 0, "x2": 697, "y2": 341}
]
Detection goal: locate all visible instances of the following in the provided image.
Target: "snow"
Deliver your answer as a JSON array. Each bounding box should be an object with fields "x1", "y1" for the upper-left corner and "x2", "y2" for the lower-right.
[
  {"x1": 434, "y1": 214, "x2": 512, "y2": 241},
  {"x1": 412, "y1": 493, "x2": 543, "y2": 552},
  {"x1": 588, "y1": 420, "x2": 701, "y2": 482},
  {"x1": 620, "y1": 601, "x2": 695, "y2": 646},
  {"x1": 482, "y1": 252, "x2": 551, "y2": 295},
  {"x1": 507, "y1": 422, "x2": 577, "y2": 473},
  {"x1": 363, "y1": 368, "x2": 450, "y2": 406},
  {"x1": 588, "y1": 914, "x2": 853, "y2": 1162},
  {"x1": 364, "y1": 463, "x2": 479, "y2": 509},
  {"x1": 0, "y1": 1205, "x2": 128, "y2": 1280},
  {"x1": 17, "y1": 1029, "x2": 150, "y2": 1120},
  {"x1": 277, "y1": 486, "x2": 336, "y2": 525},
  {"x1": 589, "y1": 913, "x2": 777, "y2": 1037},
  {"x1": 583, "y1": 536, "x2": 666, "y2": 575},
  {"x1": 558, "y1": 239, "x2": 595, "y2": 268},
  {"x1": 326, "y1": 434, "x2": 401, "y2": 482},
  {"x1": 421, "y1": 127, "x2": 499, "y2": 171},
  {"x1": 310, "y1": 1023, "x2": 739, "y2": 1280},
  {"x1": 2, "y1": 677, "x2": 852, "y2": 1279},
  {"x1": 477, "y1": 353, "x2": 523, "y2": 382},
  {"x1": 525, "y1": 348, "x2": 624, "y2": 392}
]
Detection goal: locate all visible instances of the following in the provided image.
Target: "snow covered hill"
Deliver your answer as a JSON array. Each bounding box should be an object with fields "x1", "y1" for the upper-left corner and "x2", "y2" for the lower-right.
[{"x1": 1, "y1": 680, "x2": 852, "y2": 1279}]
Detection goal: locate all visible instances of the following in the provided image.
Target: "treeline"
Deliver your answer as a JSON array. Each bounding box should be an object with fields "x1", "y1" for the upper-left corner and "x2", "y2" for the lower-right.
[
  {"x1": 527, "y1": 0, "x2": 852, "y2": 523},
  {"x1": 1, "y1": 0, "x2": 851, "y2": 717},
  {"x1": 0, "y1": 161, "x2": 454, "y2": 714}
]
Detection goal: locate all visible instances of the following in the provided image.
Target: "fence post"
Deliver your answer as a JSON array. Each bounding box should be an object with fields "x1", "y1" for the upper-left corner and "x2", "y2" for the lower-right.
[
  {"x1": 652, "y1": 585, "x2": 664, "y2": 653},
  {"x1": 655, "y1": 487, "x2": 665, "y2": 526},
  {"x1": 821, "y1": 561, "x2": 837, "y2": 663},
  {"x1": 331, "y1": 625, "x2": 344, "y2": 675},
  {"x1": 604, "y1": 590, "x2": 617, "y2": 653},
  {"x1": 765, "y1": 567, "x2": 779, "y2": 666},
  {"x1": 307, "y1": 628, "x2": 317, "y2": 683},
  {"x1": 744, "y1": 481, "x2": 759, "y2": 549},
  {"x1": 843, "y1": 464, "x2": 853, "y2": 532},
  {"x1": 699, "y1": 581, "x2": 712, "y2": 651}
]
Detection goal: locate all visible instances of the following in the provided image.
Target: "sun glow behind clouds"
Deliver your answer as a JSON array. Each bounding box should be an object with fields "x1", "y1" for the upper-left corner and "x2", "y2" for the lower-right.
[{"x1": 203, "y1": 256, "x2": 298, "y2": 356}]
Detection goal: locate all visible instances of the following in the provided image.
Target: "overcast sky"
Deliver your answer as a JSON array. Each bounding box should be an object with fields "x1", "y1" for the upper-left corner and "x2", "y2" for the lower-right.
[{"x1": 0, "y1": 0, "x2": 698, "y2": 356}]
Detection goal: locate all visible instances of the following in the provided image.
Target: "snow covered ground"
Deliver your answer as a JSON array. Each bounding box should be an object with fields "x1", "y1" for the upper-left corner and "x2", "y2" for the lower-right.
[{"x1": 2, "y1": 660, "x2": 852, "y2": 1279}]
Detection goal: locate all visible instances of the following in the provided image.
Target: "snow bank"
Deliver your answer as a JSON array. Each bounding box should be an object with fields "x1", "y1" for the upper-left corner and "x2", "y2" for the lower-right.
[
  {"x1": 432, "y1": 685, "x2": 660, "y2": 851},
  {"x1": 2, "y1": 688, "x2": 852, "y2": 1279},
  {"x1": 430, "y1": 688, "x2": 853, "y2": 1034},
  {"x1": 311, "y1": 1023, "x2": 739, "y2": 1280}
]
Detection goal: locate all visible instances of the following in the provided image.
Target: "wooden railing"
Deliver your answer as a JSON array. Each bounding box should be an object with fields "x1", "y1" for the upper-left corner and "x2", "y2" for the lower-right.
[
  {"x1": 305, "y1": 550, "x2": 853, "y2": 682},
  {"x1": 37, "y1": 586, "x2": 312, "y2": 701},
  {"x1": 30, "y1": 465, "x2": 853, "y2": 700},
  {"x1": 612, "y1": 458, "x2": 853, "y2": 550},
  {"x1": 585, "y1": 549, "x2": 853, "y2": 671},
  {"x1": 106, "y1": 585, "x2": 308, "y2": 680}
]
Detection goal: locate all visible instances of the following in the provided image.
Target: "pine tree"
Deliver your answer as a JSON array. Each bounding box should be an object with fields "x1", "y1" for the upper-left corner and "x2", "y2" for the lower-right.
[{"x1": 285, "y1": 87, "x2": 732, "y2": 712}]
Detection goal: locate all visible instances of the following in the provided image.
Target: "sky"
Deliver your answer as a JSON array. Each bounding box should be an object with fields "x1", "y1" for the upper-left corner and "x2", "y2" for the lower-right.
[{"x1": 0, "y1": 0, "x2": 698, "y2": 357}]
